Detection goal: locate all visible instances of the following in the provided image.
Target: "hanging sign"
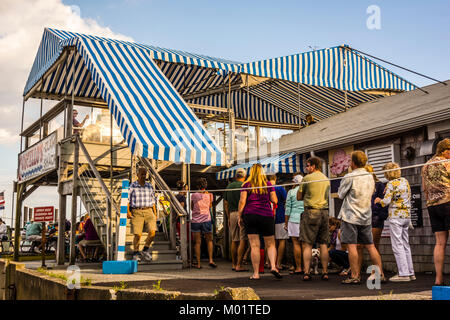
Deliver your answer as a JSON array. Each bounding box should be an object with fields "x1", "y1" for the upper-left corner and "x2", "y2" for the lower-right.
[{"x1": 18, "y1": 132, "x2": 57, "y2": 183}]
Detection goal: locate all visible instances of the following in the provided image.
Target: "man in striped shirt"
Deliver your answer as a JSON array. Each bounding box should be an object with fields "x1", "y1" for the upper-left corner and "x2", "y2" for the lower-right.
[{"x1": 128, "y1": 167, "x2": 157, "y2": 262}]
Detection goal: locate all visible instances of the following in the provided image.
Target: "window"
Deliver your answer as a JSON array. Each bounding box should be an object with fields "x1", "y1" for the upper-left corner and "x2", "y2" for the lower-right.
[{"x1": 365, "y1": 144, "x2": 395, "y2": 182}]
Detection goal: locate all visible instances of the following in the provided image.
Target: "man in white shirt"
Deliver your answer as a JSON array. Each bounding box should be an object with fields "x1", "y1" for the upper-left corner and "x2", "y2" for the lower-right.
[{"x1": 338, "y1": 151, "x2": 385, "y2": 284}]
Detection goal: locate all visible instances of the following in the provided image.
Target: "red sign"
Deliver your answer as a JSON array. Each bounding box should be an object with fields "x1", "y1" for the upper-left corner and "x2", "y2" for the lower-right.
[{"x1": 33, "y1": 206, "x2": 54, "y2": 222}]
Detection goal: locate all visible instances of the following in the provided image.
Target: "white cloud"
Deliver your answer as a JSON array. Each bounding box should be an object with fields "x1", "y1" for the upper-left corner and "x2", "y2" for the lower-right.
[
  {"x1": 0, "y1": 0, "x2": 133, "y2": 145},
  {"x1": 0, "y1": 0, "x2": 133, "y2": 221}
]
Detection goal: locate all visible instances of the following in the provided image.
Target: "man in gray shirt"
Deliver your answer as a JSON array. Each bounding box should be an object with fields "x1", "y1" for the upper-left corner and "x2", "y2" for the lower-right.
[{"x1": 338, "y1": 151, "x2": 385, "y2": 284}]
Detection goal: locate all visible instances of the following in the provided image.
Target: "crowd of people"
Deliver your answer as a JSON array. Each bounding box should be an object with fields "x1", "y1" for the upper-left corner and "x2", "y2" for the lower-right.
[
  {"x1": 67, "y1": 138, "x2": 448, "y2": 286},
  {"x1": 216, "y1": 138, "x2": 449, "y2": 285}
]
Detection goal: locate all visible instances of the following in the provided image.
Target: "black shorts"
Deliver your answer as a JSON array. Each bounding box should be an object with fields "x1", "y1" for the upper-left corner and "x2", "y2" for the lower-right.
[
  {"x1": 428, "y1": 202, "x2": 450, "y2": 233},
  {"x1": 372, "y1": 215, "x2": 385, "y2": 229},
  {"x1": 242, "y1": 214, "x2": 275, "y2": 237}
]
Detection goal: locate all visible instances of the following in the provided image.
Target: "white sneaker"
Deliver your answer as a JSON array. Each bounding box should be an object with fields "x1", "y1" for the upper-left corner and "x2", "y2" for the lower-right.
[
  {"x1": 410, "y1": 275, "x2": 416, "y2": 281},
  {"x1": 132, "y1": 252, "x2": 141, "y2": 261},
  {"x1": 141, "y1": 250, "x2": 153, "y2": 262},
  {"x1": 389, "y1": 274, "x2": 411, "y2": 282}
]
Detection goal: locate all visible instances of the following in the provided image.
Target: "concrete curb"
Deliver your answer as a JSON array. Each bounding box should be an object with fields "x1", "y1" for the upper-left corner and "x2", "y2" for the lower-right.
[{"x1": 0, "y1": 258, "x2": 260, "y2": 300}]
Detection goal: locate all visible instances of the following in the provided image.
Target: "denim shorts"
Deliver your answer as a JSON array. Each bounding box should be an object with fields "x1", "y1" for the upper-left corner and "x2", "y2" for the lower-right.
[{"x1": 191, "y1": 221, "x2": 213, "y2": 234}]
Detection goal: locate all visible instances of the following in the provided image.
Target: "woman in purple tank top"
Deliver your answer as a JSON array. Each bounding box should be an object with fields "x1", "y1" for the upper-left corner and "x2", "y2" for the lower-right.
[{"x1": 238, "y1": 164, "x2": 281, "y2": 280}]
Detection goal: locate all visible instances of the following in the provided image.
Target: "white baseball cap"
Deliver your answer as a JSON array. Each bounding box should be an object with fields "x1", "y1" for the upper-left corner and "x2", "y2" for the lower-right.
[{"x1": 292, "y1": 174, "x2": 303, "y2": 183}]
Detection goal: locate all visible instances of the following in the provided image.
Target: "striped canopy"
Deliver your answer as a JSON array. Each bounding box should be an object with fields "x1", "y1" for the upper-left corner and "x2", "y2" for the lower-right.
[
  {"x1": 24, "y1": 28, "x2": 226, "y2": 166},
  {"x1": 216, "y1": 152, "x2": 302, "y2": 180}
]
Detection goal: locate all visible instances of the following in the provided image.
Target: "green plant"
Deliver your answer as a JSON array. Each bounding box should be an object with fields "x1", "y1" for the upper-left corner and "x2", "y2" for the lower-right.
[
  {"x1": 113, "y1": 281, "x2": 128, "y2": 292},
  {"x1": 36, "y1": 268, "x2": 92, "y2": 286},
  {"x1": 152, "y1": 280, "x2": 163, "y2": 291},
  {"x1": 213, "y1": 285, "x2": 225, "y2": 295},
  {"x1": 378, "y1": 290, "x2": 394, "y2": 300}
]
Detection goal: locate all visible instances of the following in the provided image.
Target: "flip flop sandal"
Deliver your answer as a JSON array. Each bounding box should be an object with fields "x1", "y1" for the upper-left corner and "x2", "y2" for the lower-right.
[
  {"x1": 341, "y1": 277, "x2": 361, "y2": 285},
  {"x1": 209, "y1": 262, "x2": 218, "y2": 268},
  {"x1": 271, "y1": 270, "x2": 283, "y2": 279},
  {"x1": 303, "y1": 274, "x2": 312, "y2": 281},
  {"x1": 321, "y1": 273, "x2": 329, "y2": 281},
  {"x1": 250, "y1": 276, "x2": 260, "y2": 280}
]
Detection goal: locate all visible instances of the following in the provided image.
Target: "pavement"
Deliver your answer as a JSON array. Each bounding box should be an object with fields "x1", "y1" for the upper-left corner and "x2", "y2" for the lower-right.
[{"x1": 24, "y1": 259, "x2": 436, "y2": 300}]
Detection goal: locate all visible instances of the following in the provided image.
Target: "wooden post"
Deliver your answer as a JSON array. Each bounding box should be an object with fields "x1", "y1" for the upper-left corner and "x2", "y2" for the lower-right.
[
  {"x1": 256, "y1": 125, "x2": 261, "y2": 160},
  {"x1": 212, "y1": 194, "x2": 217, "y2": 259},
  {"x1": 13, "y1": 183, "x2": 23, "y2": 262},
  {"x1": 57, "y1": 142, "x2": 67, "y2": 265},
  {"x1": 57, "y1": 192, "x2": 67, "y2": 265},
  {"x1": 69, "y1": 137, "x2": 79, "y2": 265},
  {"x1": 23, "y1": 206, "x2": 28, "y2": 229},
  {"x1": 298, "y1": 83, "x2": 302, "y2": 130},
  {"x1": 41, "y1": 222, "x2": 46, "y2": 268},
  {"x1": 20, "y1": 100, "x2": 25, "y2": 152},
  {"x1": 180, "y1": 163, "x2": 188, "y2": 268}
]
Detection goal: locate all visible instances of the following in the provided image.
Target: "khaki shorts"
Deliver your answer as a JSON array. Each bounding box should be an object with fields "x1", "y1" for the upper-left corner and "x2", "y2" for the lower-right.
[
  {"x1": 229, "y1": 211, "x2": 247, "y2": 242},
  {"x1": 131, "y1": 208, "x2": 157, "y2": 235},
  {"x1": 299, "y1": 208, "x2": 329, "y2": 245}
]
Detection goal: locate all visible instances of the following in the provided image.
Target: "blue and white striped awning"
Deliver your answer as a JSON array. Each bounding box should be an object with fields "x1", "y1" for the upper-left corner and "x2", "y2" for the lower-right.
[
  {"x1": 216, "y1": 152, "x2": 303, "y2": 180},
  {"x1": 241, "y1": 45, "x2": 417, "y2": 92},
  {"x1": 24, "y1": 28, "x2": 225, "y2": 166},
  {"x1": 24, "y1": 28, "x2": 419, "y2": 167}
]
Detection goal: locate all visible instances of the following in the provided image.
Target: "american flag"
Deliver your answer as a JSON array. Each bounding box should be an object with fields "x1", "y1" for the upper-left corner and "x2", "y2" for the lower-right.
[{"x1": 0, "y1": 191, "x2": 4, "y2": 210}]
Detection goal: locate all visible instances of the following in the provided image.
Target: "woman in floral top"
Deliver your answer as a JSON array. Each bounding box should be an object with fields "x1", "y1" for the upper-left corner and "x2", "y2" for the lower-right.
[
  {"x1": 375, "y1": 162, "x2": 415, "y2": 282},
  {"x1": 421, "y1": 138, "x2": 450, "y2": 286}
]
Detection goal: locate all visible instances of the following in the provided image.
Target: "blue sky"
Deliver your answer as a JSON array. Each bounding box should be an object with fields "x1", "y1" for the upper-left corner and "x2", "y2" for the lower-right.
[
  {"x1": 63, "y1": 0, "x2": 450, "y2": 87},
  {"x1": 1, "y1": 0, "x2": 449, "y2": 224}
]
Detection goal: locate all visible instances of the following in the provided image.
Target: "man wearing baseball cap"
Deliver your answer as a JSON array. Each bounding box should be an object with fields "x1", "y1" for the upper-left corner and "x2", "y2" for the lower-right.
[{"x1": 224, "y1": 168, "x2": 248, "y2": 272}]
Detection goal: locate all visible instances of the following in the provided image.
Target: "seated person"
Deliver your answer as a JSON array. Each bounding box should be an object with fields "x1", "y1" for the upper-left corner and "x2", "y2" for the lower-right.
[
  {"x1": 77, "y1": 214, "x2": 102, "y2": 262},
  {"x1": 26, "y1": 221, "x2": 43, "y2": 254},
  {"x1": 0, "y1": 218, "x2": 7, "y2": 241},
  {"x1": 328, "y1": 218, "x2": 350, "y2": 276}
]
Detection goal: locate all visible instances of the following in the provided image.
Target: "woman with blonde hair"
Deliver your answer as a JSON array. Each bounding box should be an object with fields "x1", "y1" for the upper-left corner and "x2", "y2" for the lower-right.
[
  {"x1": 238, "y1": 164, "x2": 281, "y2": 280},
  {"x1": 375, "y1": 162, "x2": 415, "y2": 282},
  {"x1": 421, "y1": 138, "x2": 450, "y2": 286}
]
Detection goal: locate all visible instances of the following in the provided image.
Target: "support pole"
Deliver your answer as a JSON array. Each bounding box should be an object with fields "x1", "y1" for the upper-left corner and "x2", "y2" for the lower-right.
[
  {"x1": 297, "y1": 83, "x2": 302, "y2": 130},
  {"x1": 10, "y1": 182, "x2": 15, "y2": 231},
  {"x1": 107, "y1": 111, "x2": 113, "y2": 260},
  {"x1": 69, "y1": 137, "x2": 79, "y2": 265},
  {"x1": 256, "y1": 125, "x2": 260, "y2": 160},
  {"x1": 246, "y1": 74, "x2": 250, "y2": 153},
  {"x1": 41, "y1": 222, "x2": 46, "y2": 268},
  {"x1": 39, "y1": 81, "x2": 44, "y2": 140},
  {"x1": 180, "y1": 163, "x2": 188, "y2": 267},
  {"x1": 13, "y1": 183, "x2": 23, "y2": 262},
  {"x1": 57, "y1": 142, "x2": 67, "y2": 265},
  {"x1": 227, "y1": 73, "x2": 235, "y2": 162},
  {"x1": 20, "y1": 100, "x2": 25, "y2": 152},
  {"x1": 187, "y1": 164, "x2": 191, "y2": 269}
]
